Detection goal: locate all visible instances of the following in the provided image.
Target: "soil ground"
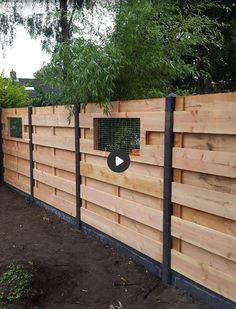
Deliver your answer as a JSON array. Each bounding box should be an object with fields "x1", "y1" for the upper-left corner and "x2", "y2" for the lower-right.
[{"x1": 0, "y1": 185, "x2": 208, "y2": 309}]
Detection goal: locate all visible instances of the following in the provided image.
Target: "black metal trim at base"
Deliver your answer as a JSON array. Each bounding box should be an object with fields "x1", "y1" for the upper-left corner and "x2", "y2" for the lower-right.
[
  {"x1": 81, "y1": 222, "x2": 163, "y2": 278},
  {"x1": 172, "y1": 271, "x2": 236, "y2": 309},
  {"x1": 6, "y1": 184, "x2": 77, "y2": 226},
  {"x1": 5, "y1": 183, "x2": 236, "y2": 309}
]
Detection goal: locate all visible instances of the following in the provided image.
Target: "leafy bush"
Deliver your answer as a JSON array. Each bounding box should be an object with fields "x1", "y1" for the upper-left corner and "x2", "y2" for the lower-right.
[
  {"x1": 0, "y1": 264, "x2": 33, "y2": 303},
  {"x1": 0, "y1": 76, "x2": 28, "y2": 108}
]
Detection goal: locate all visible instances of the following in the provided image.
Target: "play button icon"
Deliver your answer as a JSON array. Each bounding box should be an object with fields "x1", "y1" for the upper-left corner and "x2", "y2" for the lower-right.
[
  {"x1": 107, "y1": 150, "x2": 130, "y2": 173},
  {"x1": 116, "y1": 156, "x2": 124, "y2": 167}
]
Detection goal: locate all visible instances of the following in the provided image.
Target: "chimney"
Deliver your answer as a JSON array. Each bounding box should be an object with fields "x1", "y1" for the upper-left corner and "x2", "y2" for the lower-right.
[{"x1": 10, "y1": 69, "x2": 17, "y2": 81}]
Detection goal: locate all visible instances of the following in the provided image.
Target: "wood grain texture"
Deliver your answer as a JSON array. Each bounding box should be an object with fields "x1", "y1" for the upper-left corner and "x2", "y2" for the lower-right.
[
  {"x1": 171, "y1": 250, "x2": 236, "y2": 302},
  {"x1": 81, "y1": 185, "x2": 163, "y2": 231},
  {"x1": 32, "y1": 114, "x2": 74, "y2": 127},
  {"x1": 33, "y1": 134, "x2": 75, "y2": 151},
  {"x1": 34, "y1": 187, "x2": 76, "y2": 217},
  {"x1": 79, "y1": 112, "x2": 165, "y2": 130},
  {"x1": 82, "y1": 208, "x2": 163, "y2": 262},
  {"x1": 172, "y1": 182, "x2": 236, "y2": 220},
  {"x1": 183, "y1": 92, "x2": 236, "y2": 111},
  {"x1": 33, "y1": 150, "x2": 75, "y2": 173},
  {"x1": 33, "y1": 168, "x2": 76, "y2": 196},
  {"x1": 80, "y1": 162, "x2": 163, "y2": 198},
  {"x1": 171, "y1": 216, "x2": 236, "y2": 262},
  {"x1": 173, "y1": 147, "x2": 236, "y2": 178},
  {"x1": 80, "y1": 138, "x2": 164, "y2": 166},
  {"x1": 4, "y1": 156, "x2": 29, "y2": 177},
  {"x1": 174, "y1": 110, "x2": 236, "y2": 134}
]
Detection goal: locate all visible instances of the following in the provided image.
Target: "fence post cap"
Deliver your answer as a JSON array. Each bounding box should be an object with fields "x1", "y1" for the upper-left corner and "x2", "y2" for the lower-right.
[{"x1": 166, "y1": 93, "x2": 176, "y2": 98}]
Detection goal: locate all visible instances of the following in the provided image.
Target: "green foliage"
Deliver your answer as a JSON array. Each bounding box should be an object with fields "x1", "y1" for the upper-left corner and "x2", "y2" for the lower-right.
[
  {"x1": 203, "y1": 0, "x2": 236, "y2": 92},
  {"x1": 35, "y1": 39, "x2": 122, "y2": 112},
  {"x1": 34, "y1": 0, "x2": 226, "y2": 108},
  {"x1": 110, "y1": 0, "x2": 224, "y2": 99},
  {"x1": 0, "y1": 264, "x2": 33, "y2": 303},
  {"x1": 0, "y1": 77, "x2": 28, "y2": 108},
  {"x1": 1, "y1": 0, "x2": 235, "y2": 104}
]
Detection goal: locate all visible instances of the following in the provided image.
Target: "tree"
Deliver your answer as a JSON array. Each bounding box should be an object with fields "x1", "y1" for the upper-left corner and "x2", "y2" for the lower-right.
[
  {"x1": 34, "y1": 0, "x2": 226, "y2": 109},
  {"x1": 109, "y1": 0, "x2": 224, "y2": 99},
  {"x1": 34, "y1": 39, "x2": 122, "y2": 112},
  {"x1": 206, "y1": 0, "x2": 236, "y2": 92},
  {"x1": 0, "y1": 0, "x2": 91, "y2": 51},
  {"x1": 174, "y1": 0, "x2": 236, "y2": 93}
]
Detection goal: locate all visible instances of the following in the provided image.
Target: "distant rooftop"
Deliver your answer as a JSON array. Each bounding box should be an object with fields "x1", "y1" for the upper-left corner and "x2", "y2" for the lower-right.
[{"x1": 10, "y1": 69, "x2": 38, "y2": 98}]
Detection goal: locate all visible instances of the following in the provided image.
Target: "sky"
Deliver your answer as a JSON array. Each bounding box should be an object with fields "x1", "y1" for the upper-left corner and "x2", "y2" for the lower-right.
[
  {"x1": 0, "y1": 26, "x2": 50, "y2": 79},
  {"x1": 0, "y1": 1, "x2": 114, "y2": 79}
]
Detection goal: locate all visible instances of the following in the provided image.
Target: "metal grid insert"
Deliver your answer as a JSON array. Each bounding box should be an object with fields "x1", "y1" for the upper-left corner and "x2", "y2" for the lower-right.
[
  {"x1": 95, "y1": 118, "x2": 140, "y2": 155},
  {"x1": 9, "y1": 118, "x2": 23, "y2": 139}
]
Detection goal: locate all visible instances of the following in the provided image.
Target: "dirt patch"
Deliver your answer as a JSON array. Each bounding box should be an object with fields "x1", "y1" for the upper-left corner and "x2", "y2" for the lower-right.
[{"x1": 0, "y1": 185, "x2": 208, "y2": 309}]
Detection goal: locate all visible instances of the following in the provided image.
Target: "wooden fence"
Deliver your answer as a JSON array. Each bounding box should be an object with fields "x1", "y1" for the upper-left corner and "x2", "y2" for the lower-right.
[
  {"x1": 171, "y1": 93, "x2": 236, "y2": 302},
  {"x1": 0, "y1": 92, "x2": 236, "y2": 306}
]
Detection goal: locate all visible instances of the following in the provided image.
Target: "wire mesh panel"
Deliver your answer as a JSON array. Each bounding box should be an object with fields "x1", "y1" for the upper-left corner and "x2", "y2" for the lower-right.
[
  {"x1": 95, "y1": 118, "x2": 140, "y2": 155},
  {"x1": 9, "y1": 117, "x2": 23, "y2": 138}
]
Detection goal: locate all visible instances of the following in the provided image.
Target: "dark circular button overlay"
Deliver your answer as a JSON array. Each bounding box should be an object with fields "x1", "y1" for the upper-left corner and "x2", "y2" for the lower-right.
[{"x1": 107, "y1": 150, "x2": 131, "y2": 173}]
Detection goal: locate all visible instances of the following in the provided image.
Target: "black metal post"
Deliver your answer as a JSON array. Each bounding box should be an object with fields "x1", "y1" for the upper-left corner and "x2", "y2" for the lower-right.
[
  {"x1": 162, "y1": 93, "x2": 176, "y2": 285},
  {"x1": 28, "y1": 105, "x2": 34, "y2": 202},
  {"x1": 0, "y1": 107, "x2": 4, "y2": 186},
  {"x1": 74, "y1": 104, "x2": 81, "y2": 229}
]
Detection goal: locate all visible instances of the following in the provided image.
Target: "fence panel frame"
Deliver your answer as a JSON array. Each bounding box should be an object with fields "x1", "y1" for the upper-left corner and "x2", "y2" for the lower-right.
[{"x1": 0, "y1": 93, "x2": 235, "y2": 309}]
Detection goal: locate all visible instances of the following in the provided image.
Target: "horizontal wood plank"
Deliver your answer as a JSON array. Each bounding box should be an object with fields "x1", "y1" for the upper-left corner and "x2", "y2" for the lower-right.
[
  {"x1": 34, "y1": 187, "x2": 76, "y2": 217},
  {"x1": 119, "y1": 98, "x2": 165, "y2": 112},
  {"x1": 2, "y1": 135, "x2": 29, "y2": 143},
  {"x1": 171, "y1": 216, "x2": 236, "y2": 262},
  {"x1": 33, "y1": 169, "x2": 76, "y2": 195},
  {"x1": 33, "y1": 151, "x2": 75, "y2": 173},
  {"x1": 32, "y1": 114, "x2": 74, "y2": 127},
  {"x1": 80, "y1": 139, "x2": 164, "y2": 166},
  {"x1": 184, "y1": 92, "x2": 236, "y2": 111},
  {"x1": 174, "y1": 110, "x2": 236, "y2": 134},
  {"x1": 33, "y1": 134, "x2": 75, "y2": 151},
  {"x1": 2, "y1": 108, "x2": 28, "y2": 116},
  {"x1": 173, "y1": 147, "x2": 236, "y2": 178},
  {"x1": 4, "y1": 169, "x2": 30, "y2": 193},
  {"x1": 79, "y1": 112, "x2": 165, "y2": 129},
  {"x1": 3, "y1": 145, "x2": 29, "y2": 160},
  {"x1": 84, "y1": 98, "x2": 165, "y2": 113},
  {"x1": 82, "y1": 208, "x2": 162, "y2": 262},
  {"x1": 172, "y1": 182, "x2": 236, "y2": 220},
  {"x1": 4, "y1": 157, "x2": 29, "y2": 177},
  {"x1": 80, "y1": 162, "x2": 163, "y2": 198},
  {"x1": 171, "y1": 250, "x2": 236, "y2": 302},
  {"x1": 81, "y1": 185, "x2": 163, "y2": 231}
]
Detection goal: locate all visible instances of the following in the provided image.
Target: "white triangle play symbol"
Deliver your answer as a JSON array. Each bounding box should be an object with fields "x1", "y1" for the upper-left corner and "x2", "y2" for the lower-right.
[{"x1": 115, "y1": 156, "x2": 124, "y2": 167}]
